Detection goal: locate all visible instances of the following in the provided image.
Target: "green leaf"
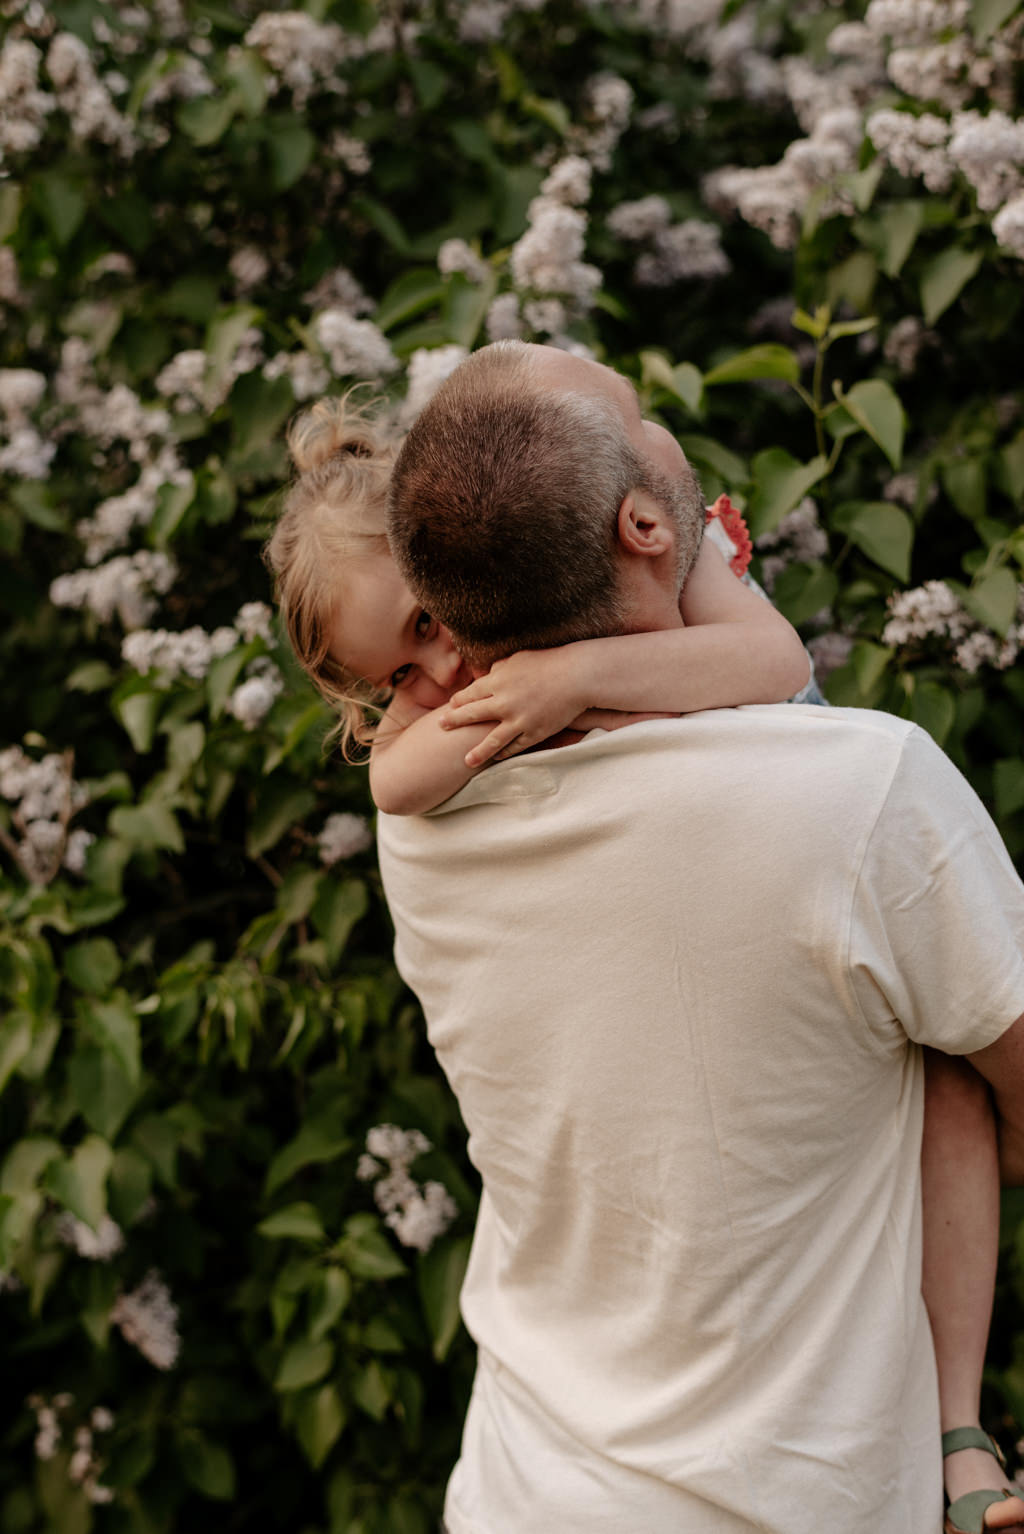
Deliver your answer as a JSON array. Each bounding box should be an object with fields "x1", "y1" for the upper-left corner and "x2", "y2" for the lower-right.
[
  {"x1": 293, "y1": 1382, "x2": 346, "y2": 1468},
  {"x1": 640, "y1": 352, "x2": 703, "y2": 415},
  {"x1": 352, "y1": 1359, "x2": 390, "y2": 1421},
  {"x1": 677, "y1": 435, "x2": 747, "y2": 487},
  {"x1": 747, "y1": 450, "x2": 829, "y2": 539},
  {"x1": 108, "y1": 801, "x2": 184, "y2": 854},
  {"x1": 703, "y1": 344, "x2": 800, "y2": 388},
  {"x1": 108, "y1": 1147, "x2": 153, "y2": 1228},
  {"x1": 64, "y1": 937, "x2": 122, "y2": 995},
  {"x1": 265, "y1": 1121, "x2": 350, "y2": 1196},
  {"x1": 0, "y1": 1013, "x2": 32, "y2": 1096},
  {"x1": 770, "y1": 563, "x2": 839, "y2": 629},
  {"x1": 32, "y1": 171, "x2": 87, "y2": 246},
  {"x1": 247, "y1": 779, "x2": 316, "y2": 857},
  {"x1": 942, "y1": 459, "x2": 987, "y2": 521},
  {"x1": 418, "y1": 1234, "x2": 470, "y2": 1361},
  {"x1": 857, "y1": 201, "x2": 925, "y2": 277},
  {"x1": 231, "y1": 372, "x2": 294, "y2": 459},
  {"x1": 148, "y1": 474, "x2": 196, "y2": 547},
  {"x1": 407, "y1": 57, "x2": 448, "y2": 110},
  {"x1": 44, "y1": 1135, "x2": 113, "y2": 1231},
  {"x1": 258, "y1": 1202, "x2": 326, "y2": 1242},
  {"x1": 67, "y1": 660, "x2": 115, "y2": 693},
  {"x1": 262, "y1": 701, "x2": 328, "y2": 775},
  {"x1": 962, "y1": 568, "x2": 1019, "y2": 635},
  {"x1": 308, "y1": 1267, "x2": 352, "y2": 1343},
  {"x1": 1, "y1": 1136, "x2": 62, "y2": 1197},
  {"x1": 836, "y1": 380, "x2": 905, "y2": 470},
  {"x1": 834, "y1": 501, "x2": 914, "y2": 581},
  {"x1": 113, "y1": 688, "x2": 161, "y2": 753},
  {"x1": 131, "y1": 1114, "x2": 178, "y2": 1188},
  {"x1": 68, "y1": 1048, "x2": 137, "y2": 1141},
  {"x1": 851, "y1": 641, "x2": 892, "y2": 696},
  {"x1": 350, "y1": 194, "x2": 411, "y2": 256},
  {"x1": 994, "y1": 759, "x2": 1024, "y2": 820},
  {"x1": 275, "y1": 1337, "x2": 334, "y2": 1391},
  {"x1": 178, "y1": 1432, "x2": 236, "y2": 1500},
  {"x1": 177, "y1": 93, "x2": 238, "y2": 145},
  {"x1": 971, "y1": 0, "x2": 1022, "y2": 40},
  {"x1": 996, "y1": 435, "x2": 1024, "y2": 502},
  {"x1": 276, "y1": 866, "x2": 321, "y2": 926},
  {"x1": 444, "y1": 268, "x2": 497, "y2": 349},
  {"x1": 908, "y1": 680, "x2": 956, "y2": 746},
  {"x1": 81, "y1": 996, "x2": 141, "y2": 1086},
  {"x1": 920, "y1": 247, "x2": 983, "y2": 325},
  {"x1": 311, "y1": 878, "x2": 369, "y2": 965},
  {"x1": 335, "y1": 1214, "x2": 407, "y2": 1279},
  {"x1": 374, "y1": 269, "x2": 447, "y2": 333}
]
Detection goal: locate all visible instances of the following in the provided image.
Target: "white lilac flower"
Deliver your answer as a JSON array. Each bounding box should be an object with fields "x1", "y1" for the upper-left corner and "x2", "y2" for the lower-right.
[
  {"x1": 607, "y1": 195, "x2": 672, "y2": 243},
  {"x1": 328, "y1": 131, "x2": 371, "y2": 174},
  {"x1": 315, "y1": 309, "x2": 397, "y2": 380},
  {"x1": 244, "y1": 12, "x2": 349, "y2": 107},
  {"x1": 806, "y1": 632, "x2": 854, "y2": 681},
  {"x1": 437, "y1": 238, "x2": 489, "y2": 284},
  {"x1": 948, "y1": 109, "x2": 1024, "y2": 212},
  {"x1": 261, "y1": 350, "x2": 331, "y2": 401},
  {"x1": 509, "y1": 198, "x2": 600, "y2": 311},
  {"x1": 302, "y1": 266, "x2": 373, "y2": 316},
  {"x1": 122, "y1": 624, "x2": 230, "y2": 682},
  {"x1": 50, "y1": 550, "x2": 178, "y2": 629},
  {"x1": 154, "y1": 348, "x2": 206, "y2": 411},
  {"x1": 76, "y1": 445, "x2": 190, "y2": 562},
  {"x1": 401, "y1": 344, "x2": 469, "y2": 424},
  {"x1": 139, "y1": 50, "x2": 214, "y2": 109},
  {"x1": 226, "y1": 666, "x2": 284, "y2": 730},
  {"x1": 881, "y1": 580, "x2": 973, "y2": 646},
  {"x1": 110, "y1": 1270, "x2": 180, "y2": 1370},
  {"x1": 234, "y1": 601, "x2": 273, "y2": 644},
  {"x1": 883, "y1": 316, "x2": 932, "y2": 374},
  {"x1": 359, "y1": 1125, "x2": 455, "y2": 1253},
  {"x1": 458, "y1": 0, "x2": 508, "y2": 43},
  {"x1": 993, "y1": 193, "x2": 1024, "y2": 259},
  {"x1": 54, "y1": 1213, "x2": 125, "y2": 1261},
  {"x1": 46, "y1": 32, "x2": 137, "y2": 155},
  {"x1": 540, "y1": 155, "x2": 592, "y2": 207},
  {"x1": 755, "y1": 499, "x2": 829, "y2": 591},
  {"x1": 0, "y1": 368, "x2": 46, "y2": 417},
  {"x1": 91, "y1": 1407, "x2": 114, "y2": 1433},
  {"x1": 0, "y1": 425, "x2": 55, "y2": 479},
  {"x1": 0, "y1": 37, "x2": 55, "y2": 160},
  {"x1": 579, "y1": 72, "x2": 633, "y2": 170},
  {"x1": 317, "y1": 812, "x2": 373, "y2": 864},
  {"x1": 485, "y1": 293, "x2": 524, "y2": 342},
  {"x1": 634, "y1": 220, "x2": 730, "y2": 286},
  {"x1": 229, "y1": 246, "x2": 269, "y2": 291},
  {"x1": 62, "y1": 828, "x2": 95, "y2": 875},
  {"x1": 866, "y1": 109, "x2": 953, "y2": 192},
  {"x1": 523, "y1": 298, "x2": 567, "y2": 335},
  {"x1": 32, "y1": 1402, "x2": 61, "y2": 1460}
]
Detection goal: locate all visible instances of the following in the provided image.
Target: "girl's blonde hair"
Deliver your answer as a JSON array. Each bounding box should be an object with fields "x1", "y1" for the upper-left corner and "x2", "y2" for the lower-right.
[{"x1": 265, "y1": 392, "x2": 398, "y2": 757}]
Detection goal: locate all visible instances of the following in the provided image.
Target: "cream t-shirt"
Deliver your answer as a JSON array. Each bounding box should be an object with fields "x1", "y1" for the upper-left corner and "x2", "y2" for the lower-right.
[{"x1": 376, "y1": 706, "x2": 1024, "y2": 1534}]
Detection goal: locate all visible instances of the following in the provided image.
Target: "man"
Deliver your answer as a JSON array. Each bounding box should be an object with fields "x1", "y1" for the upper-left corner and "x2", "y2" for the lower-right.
[{"x1": 378, "y1": 340, "x2": 1024, "y2": 1532}]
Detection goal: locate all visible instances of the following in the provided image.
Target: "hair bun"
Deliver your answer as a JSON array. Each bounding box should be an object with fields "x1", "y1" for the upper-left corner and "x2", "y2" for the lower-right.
[{"x1": 287, "y1": 395, "x2": 393, "y2": 477}]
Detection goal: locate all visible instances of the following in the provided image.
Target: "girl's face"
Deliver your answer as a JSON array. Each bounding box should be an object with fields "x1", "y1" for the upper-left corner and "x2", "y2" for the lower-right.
[{"x1": 328, "y1": 551, "x2": 472, "y2": 710}]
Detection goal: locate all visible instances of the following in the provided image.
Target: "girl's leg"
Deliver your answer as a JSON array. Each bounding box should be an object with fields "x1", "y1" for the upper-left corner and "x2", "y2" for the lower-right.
[{"x1": 921, "y1": 1049, "x2": 1024, "y2": 1529}]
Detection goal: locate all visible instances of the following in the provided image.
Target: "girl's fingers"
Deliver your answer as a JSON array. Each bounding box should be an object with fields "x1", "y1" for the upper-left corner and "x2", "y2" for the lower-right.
[
  {"x1": 440, "y1": 697, "x2": 496, "y2": 729},
  {"x1": 465, "y1": 725, "x2": 522, "y2": 767}
]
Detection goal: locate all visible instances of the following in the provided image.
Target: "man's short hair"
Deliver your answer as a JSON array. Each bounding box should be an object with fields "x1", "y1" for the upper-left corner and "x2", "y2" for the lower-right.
[{"x1": 387, "y1": 341, "x2": 704, "y2": 664}]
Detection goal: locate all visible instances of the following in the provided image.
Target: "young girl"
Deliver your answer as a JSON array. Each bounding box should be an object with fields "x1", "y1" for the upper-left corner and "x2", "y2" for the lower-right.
[{"x1": 267, "y1": 392, "x2": 1024, "y2": 1534}]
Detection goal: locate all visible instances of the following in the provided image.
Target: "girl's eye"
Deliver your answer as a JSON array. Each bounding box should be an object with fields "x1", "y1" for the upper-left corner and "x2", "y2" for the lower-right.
[
  {"x1": 414, "y1": 611, "x2": 433, "y2": 639},
  {"x1": 389, "y1": 664, "x2": 412, "y2": 688}
]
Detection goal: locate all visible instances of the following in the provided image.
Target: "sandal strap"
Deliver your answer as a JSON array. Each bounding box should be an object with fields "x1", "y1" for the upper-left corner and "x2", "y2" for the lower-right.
[
  {"x1": 942, "y1": 1427, "x2": 1006, "y2": 1466},
  {"x1": 945, "y1": 1488, "x2": 1015, "y2": 1534}
]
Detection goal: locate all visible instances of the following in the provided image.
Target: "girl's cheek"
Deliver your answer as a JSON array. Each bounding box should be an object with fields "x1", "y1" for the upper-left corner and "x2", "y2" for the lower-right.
[{"x1": 406, "y1": 675, "x2": 455, "y2": 711}]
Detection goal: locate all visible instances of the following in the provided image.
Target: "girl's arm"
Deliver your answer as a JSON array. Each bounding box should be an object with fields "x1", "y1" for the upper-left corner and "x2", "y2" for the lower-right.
[
  {"x1": 369, "y1": 691, "x2": 496, "y2": 817},
  {"x1": 440, "y1": 539, "x2": 810, "y2": 767}
]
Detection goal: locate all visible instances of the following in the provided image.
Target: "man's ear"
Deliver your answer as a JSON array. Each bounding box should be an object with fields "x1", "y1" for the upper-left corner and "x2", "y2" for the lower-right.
[{"x1": 617, "y1": 491, "x2": 675, "y2": 558}]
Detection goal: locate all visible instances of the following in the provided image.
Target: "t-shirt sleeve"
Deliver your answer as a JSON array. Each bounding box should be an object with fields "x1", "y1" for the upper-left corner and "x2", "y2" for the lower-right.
[{"x1": 848, "y1": 724, "x2": 1024, "y2": 1054}]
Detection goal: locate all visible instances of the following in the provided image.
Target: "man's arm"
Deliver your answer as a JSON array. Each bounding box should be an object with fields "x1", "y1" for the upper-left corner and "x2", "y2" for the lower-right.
[{"x1": 967, "y1": 1012, "x2": 1024, "y2": 1185}]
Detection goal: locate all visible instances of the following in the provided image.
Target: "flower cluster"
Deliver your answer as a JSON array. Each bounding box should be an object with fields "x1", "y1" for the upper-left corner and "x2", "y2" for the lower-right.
[
  {"x1": 243, "y1": 12, "x2": 351, "y2": 108},
  {"x1": 0, "y1": 364, "x2": 53, "y2": 480},
  {"x1": 54, "y1": 1213, "x2": 125, "y2": 1261},
  {"x1": 317, "y1": 812, "x2": 374, "y2": 865},
  {"x1": 226, "y1": 659, "x2": 286, "y2": 730},
  {"x1": 314, "y1": 310, "x2": 397, "y2": 381},
  {"x1": 110, "y1": 1269, "x2": 181, "y2": 1370},
  {"x1": 607, "y1": 196, "x2": 729, "y2": 285},
  {"x1": 503, "y1": 156, "x2": 602, "y2": 343},
  {"x1": 357, "y1": 1125, "x2": 457, "y2": 1253},
  {"x1": 121, "y1": 601, "x2": 281, "y2": 722},
  {"x1": 0, "y1": 746, "x2": 92, "y2": 884},
  {"x1": 155, "y1": 326, "x2": 264, "y2": 414},
  {"x1": 401, "y1": 344, "x2": 470, "y2": 425},
  {"x1": 50, "y1": 550, "x2": 178, "y2": 628},
  {"x1": 28, "y1": 1394, "x2": 116, "y2": 1505},
  {"x1": 437, "y1": 238, "x2": 490, "y2": 285},
  {"x1": 755, "y1": 499, "x2": 830, "y2": 593},
  {"x1": 883, "y1": 579, "x2": 1024, "y2": 672}
]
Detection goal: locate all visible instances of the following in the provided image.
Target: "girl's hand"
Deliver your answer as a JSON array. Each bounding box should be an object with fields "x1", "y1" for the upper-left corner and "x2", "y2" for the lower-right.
[{"x1": 439, "y1": 647, "x2": 592, "y2": 767}]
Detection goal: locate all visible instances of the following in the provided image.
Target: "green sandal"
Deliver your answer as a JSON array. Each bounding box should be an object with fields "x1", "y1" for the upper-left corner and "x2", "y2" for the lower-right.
[{"x1": 943, "y1": 1427, "x2": 1022, "y2": 1534}]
